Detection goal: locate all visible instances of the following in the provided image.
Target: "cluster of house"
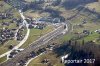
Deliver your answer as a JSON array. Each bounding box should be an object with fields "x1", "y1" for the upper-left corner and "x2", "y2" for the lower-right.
[
  {"x1": 11, "y1": 17, "x2": 47, "y2": 30},
  {"x1": 0, "y1": 18, "x2": 27, "y2": 43},
  {"x1": 16, "y1": 27, "x2": 25, "y2": 41},
  {"x1": 8, "y1": 43, "x2": 56, "y2": 66},
  {"x1": 12, "y1": 18, "x2": 23, "y2": 26},
  {"x1": 0, "y1": 13, "x2": 12, "y2": 19},
  {"x1": 26, "y1": 16, "x2": 62, "y2": 29},
  {"x1": 24, "y1": 17, "x2": 47, "y2": 29},
  {"x1": 28, "y1": 22, "x2": 47, "y2": 29},
  {"x1": 1, "y1": 21, "x2": 11, "y2": 26},
  {"x1": 8, "y1": 49, "x2": 24, "y2": 59},
  {"x1": 0, "y1": 16, "x2": 49, "y2": 44},
  {"x1": 0, "y1": 28, "x2": 14, "y2": 44},
  {"x1": 17, "y1": 51, "x2": 36, "y2": 66},
  {"x1": 0, "y1": 25, "x2": 26, "y2": 45},
  {"x1": 0, "y1": 18, "x2": 22, "y2": 27},
  {"x1": 16, "y1": 44, "x2": 55, "y2": 66},
  {"x1": 83, "y1": 29, "x2": 100, "y2": 35}
]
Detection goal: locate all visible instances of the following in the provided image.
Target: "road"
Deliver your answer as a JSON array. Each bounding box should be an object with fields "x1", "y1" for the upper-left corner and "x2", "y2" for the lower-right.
[{"x1": 0, "y1": 22, "x2": 67, "y2": 66}]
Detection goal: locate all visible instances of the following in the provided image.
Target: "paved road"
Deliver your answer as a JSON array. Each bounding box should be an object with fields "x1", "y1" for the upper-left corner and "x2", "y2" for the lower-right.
[{"x1": 0, "y1": 22, "x2": 67, "y2": 66}]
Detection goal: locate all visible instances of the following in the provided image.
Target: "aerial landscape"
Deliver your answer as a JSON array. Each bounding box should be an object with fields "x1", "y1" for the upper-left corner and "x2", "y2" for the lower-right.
[{"x1": 0, "y1": 0, "x2": 100, "y2": 66}]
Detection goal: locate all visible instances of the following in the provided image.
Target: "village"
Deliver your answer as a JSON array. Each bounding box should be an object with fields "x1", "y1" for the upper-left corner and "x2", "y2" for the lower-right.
[
  {"x1": 0, "y1": 1, "x2": 63, "y2": 62},
  {"x1": 0, "y1": 0, "x2": 100, "y2": 66}
]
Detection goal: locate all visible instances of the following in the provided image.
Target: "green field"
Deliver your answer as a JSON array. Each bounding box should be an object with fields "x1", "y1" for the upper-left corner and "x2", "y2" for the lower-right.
[
  {"x1": 0, "y1": 56, "x2": 7, "y2": 64},
  {"x1": 0, "y1": 1, "x2": 20, "y2": 18},
  {"x1": 24, "y1": 9, "x2": 50, "y2": 19},
  {"x1": 61, "y1": 23, "x2": 100, "y2": 44},
  {"x1": 28, "y1": 52, "x2": 64, "y2": 66},
  {"x1": 0, "y1": 1, "x2": 11, "y2": 12},
  {"x1": 78, "y1": 32, "x2": 100, "y2": 43},
  {"x1": 25, "y1": 0, "x2": 36, "y2": 2},
  {"x1": 60, "y1": 6, "x2": 100, "y2": 44},
  {"x1": 85, "y1": 2, "x2": 100, "y2": 13},
  {"x1": 0, "y1": 40, "x2": 19, "y2": 55}
]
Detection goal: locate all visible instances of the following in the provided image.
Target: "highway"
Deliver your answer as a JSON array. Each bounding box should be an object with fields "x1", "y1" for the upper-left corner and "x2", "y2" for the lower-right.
[{"x1": 0, "y1": 23, "x2": 68, "y2": 66}]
